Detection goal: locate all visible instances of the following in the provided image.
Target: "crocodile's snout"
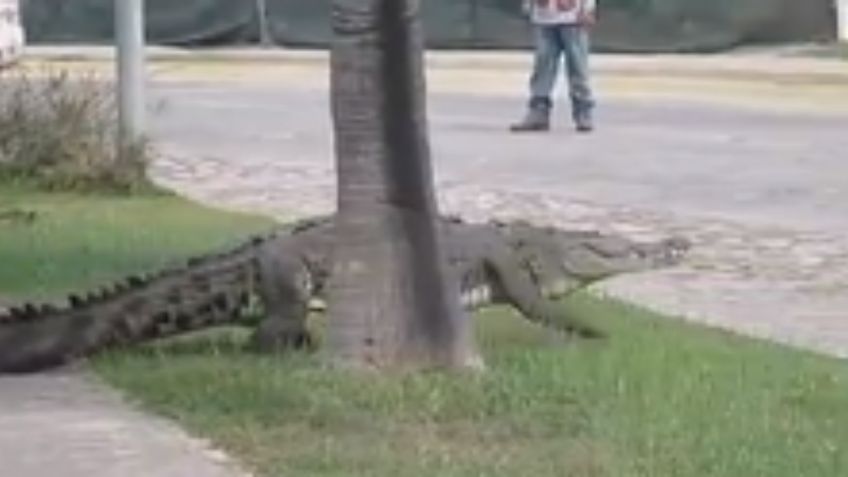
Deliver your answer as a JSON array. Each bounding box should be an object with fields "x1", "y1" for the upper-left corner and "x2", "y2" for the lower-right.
[{"x1": 638, "y1": 236, "x2": 691, "y2": 266}]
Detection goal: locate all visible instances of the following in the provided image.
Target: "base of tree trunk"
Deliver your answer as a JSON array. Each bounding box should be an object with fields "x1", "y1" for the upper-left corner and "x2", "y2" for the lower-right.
[{"x1": 326, "y1": 208, "x2": 481, "y2": 371}]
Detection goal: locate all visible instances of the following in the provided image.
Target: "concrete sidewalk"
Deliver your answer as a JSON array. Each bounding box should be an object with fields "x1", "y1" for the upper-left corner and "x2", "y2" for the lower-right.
[
  {"x1": 0, "y1": 370, "x2": 251, "y2": 477},
  {"x1": 23, "y1": 45, "x2": 848, "y2": 85}
]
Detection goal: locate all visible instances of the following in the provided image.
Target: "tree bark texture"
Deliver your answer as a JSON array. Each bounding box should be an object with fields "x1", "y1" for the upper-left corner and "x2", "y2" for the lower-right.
[{"x1": 326, "y1": 0, "x2": 478, "y2": 369}]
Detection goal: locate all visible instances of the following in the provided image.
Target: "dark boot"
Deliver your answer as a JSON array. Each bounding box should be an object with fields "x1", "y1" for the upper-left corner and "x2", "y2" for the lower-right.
[
  {"x1": 510, "y1": 97, "x2": 551, "y2": 132},
  {"x1": 573, "y1": 104, "x2": 595, "y2": 133},
  {"x1": 574, "y1": 111, "x2": 594, "y2": 133}
]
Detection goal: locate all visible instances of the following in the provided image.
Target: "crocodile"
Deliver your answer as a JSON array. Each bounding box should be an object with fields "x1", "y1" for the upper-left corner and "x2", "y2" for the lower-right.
[{"x1": 0, "y1": 216, "x2": 689, "y2": 373}]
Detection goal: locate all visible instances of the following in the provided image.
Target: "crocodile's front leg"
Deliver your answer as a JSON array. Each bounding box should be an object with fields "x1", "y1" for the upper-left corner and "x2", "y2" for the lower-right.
[
  {"x1": 485, "y1": 250, "x2": 605, "y2": 339},
  {"x1": 251, "y1": 246, "x2": 314, "y2": 352}
]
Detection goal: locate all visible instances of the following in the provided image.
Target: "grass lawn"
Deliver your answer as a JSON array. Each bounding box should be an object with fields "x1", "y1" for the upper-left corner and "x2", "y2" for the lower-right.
[
  {"x1": 0, "y1": 186, "x2": 273, "y2": 300},
  {"x1": 2, "y1": 185, "x2": 846, "y2": 477}
]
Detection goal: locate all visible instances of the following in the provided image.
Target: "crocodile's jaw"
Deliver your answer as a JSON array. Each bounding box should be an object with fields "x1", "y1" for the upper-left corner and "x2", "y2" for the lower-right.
[
  {"x1": 559, "y1": 236, "x2": 691, "y2": 282},
  {"x1": 460, "y1": 285, "x2": 495, "y2": 309}
]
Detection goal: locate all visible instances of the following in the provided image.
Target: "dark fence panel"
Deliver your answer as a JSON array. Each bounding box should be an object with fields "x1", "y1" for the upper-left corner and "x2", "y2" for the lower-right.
[
  {"x1": 21, "y1": 0, "x2": 835, "y2": 52},
  {"x1": 21, "y1": 0, "x2": 257, "y2": 45}
]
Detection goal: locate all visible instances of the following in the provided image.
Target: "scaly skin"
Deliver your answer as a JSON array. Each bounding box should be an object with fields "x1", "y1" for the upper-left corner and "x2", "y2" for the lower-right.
[{"x1": 0, "y1": 216, "x2": 689, "y2": 373}]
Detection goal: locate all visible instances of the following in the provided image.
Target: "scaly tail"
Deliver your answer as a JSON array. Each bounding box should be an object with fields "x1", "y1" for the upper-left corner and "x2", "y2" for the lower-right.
[{"x1": 0, "y1": 238, "x2": 266, "y2": 373}]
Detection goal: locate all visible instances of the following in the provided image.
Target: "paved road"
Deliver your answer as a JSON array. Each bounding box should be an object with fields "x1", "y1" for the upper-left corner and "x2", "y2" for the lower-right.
[{"x1": 149, "y1": 72, "x2": 848, "y2": 359}]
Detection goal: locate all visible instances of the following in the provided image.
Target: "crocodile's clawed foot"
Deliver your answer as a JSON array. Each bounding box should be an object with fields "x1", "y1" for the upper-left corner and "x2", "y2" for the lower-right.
[
  {"x1": 572, "y1": 324, "x2": 606, "y2": 340},
  {"x1": 0, "y1": 208, "x2": 38, "y2": 225},
  {"x1": 541, "y1": 323, "x2": 606, "y2": 348},
  {"x1": 249, "y1": 325, "x2": 316, "y2": 354}
]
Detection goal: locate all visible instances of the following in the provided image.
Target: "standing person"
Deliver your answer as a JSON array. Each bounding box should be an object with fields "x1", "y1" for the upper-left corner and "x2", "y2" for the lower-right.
[{"x1": 511, "y1": 0, "x2": 597, "y2": 133}]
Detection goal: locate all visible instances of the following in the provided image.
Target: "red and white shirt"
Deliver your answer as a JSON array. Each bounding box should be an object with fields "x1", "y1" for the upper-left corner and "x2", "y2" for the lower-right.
[{"x1": 525, "y1": 0, "x2": 596, "y2": 25}]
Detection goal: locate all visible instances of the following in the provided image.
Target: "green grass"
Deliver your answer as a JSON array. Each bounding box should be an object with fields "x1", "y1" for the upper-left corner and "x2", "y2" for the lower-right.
[
  {"x1": 790, "y1": 43, "x2": 848, "y2": 60},
  {"x1": 2, "y1": 185, "x2": 847, "y2": 477},
  {"x1": 92, "y1": 305, "x2": 848, "y2": 477},
  {"x1": 0, "y1": 185, "x2": 273, "y2": 299}
]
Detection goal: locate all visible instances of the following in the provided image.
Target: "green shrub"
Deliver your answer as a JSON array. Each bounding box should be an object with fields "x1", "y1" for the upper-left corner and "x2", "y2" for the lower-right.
[{"x1": 0, "y1": 68, "x2": 156, "y2": 194}]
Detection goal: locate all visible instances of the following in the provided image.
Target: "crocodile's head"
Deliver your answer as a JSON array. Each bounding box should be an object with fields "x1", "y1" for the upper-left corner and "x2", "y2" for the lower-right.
[
  {"x1": 497, "y1": 221, "x2": 690, "y2": 296},
  {"x1": 552, "y1": 229, "x2": 690, "y2": 281}
]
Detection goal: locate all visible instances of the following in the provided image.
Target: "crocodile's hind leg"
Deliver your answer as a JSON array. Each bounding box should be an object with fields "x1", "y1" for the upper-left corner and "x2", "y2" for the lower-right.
[{"x1": 250, "y1": 249, "x2": 314, "y2": 352}]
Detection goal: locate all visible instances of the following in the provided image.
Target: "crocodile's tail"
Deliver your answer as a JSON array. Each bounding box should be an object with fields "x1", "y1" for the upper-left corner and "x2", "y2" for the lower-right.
[{"x1": 0, "y1": 237, "x2": 267, "y2": 374}]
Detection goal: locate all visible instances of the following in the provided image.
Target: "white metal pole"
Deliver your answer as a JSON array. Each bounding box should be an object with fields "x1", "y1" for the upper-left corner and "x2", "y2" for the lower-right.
[
  {"x1": 116, "y1": 0, "x2": 146, "y2": 154},
  {"x1": 838, "y1": 0, "x2": 848, "y2": 42},
  {"x1": 256, "y1": 0, "x2": 272, "y2": 47}
]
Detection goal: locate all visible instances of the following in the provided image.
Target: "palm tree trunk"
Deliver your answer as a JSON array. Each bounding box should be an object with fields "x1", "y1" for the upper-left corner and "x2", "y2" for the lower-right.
[{"x1": 326, "y1": 0, "x2": 478, "y2": 369}]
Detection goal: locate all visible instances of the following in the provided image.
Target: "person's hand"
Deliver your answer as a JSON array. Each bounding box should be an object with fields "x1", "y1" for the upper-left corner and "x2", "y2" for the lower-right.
[
  {"x1": 577, "y1": 10, "x2": 596, "y2": 27},
  {"x1": 521, "y1": 0, "x2": 532, "y2": 17}
]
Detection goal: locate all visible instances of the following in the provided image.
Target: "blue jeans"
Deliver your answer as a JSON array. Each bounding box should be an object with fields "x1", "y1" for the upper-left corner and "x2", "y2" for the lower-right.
[{"x1": 528, "y1": 24, "x2": 594, "y2": 120}]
